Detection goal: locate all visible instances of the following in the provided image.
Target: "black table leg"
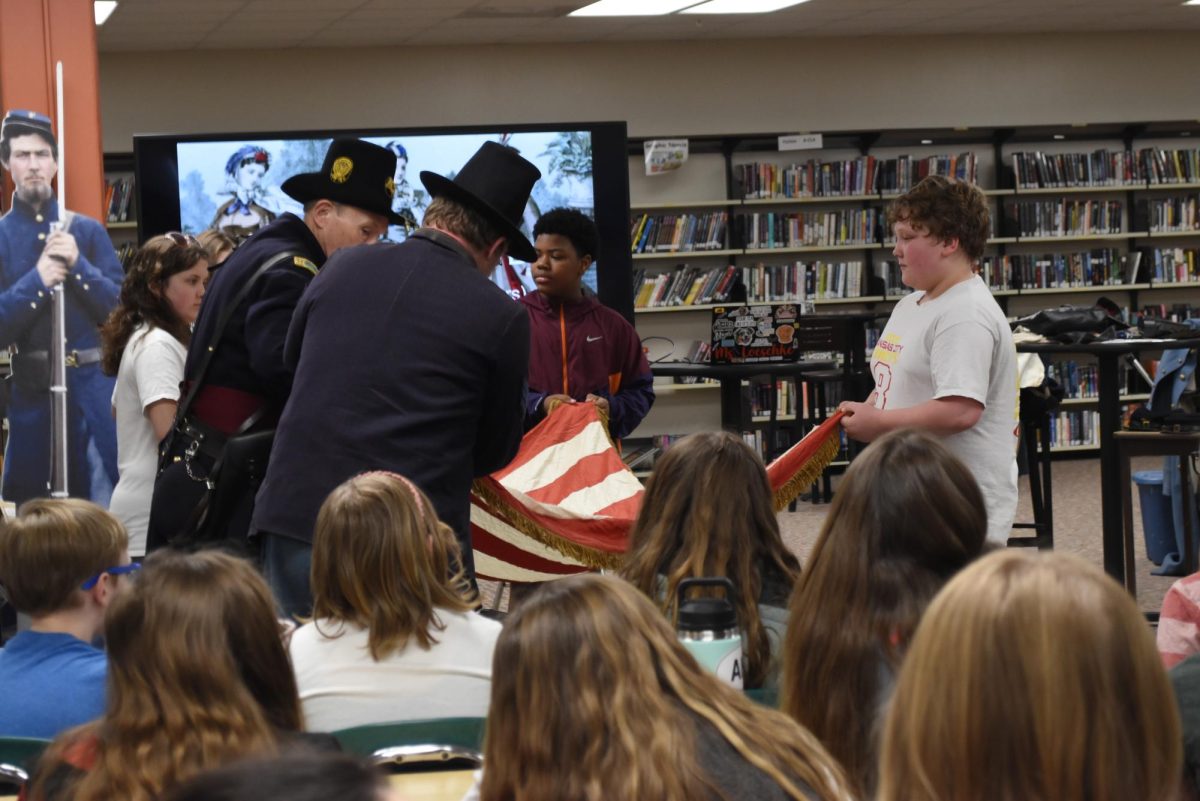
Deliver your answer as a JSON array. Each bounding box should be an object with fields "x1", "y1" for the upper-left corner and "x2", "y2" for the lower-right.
[
  {"x1": 1097, "y1": 353, "x2": 1126, "y2": 584},
  {"x1": 719, "y1": 377, "x2": 741, "y2": 432}
]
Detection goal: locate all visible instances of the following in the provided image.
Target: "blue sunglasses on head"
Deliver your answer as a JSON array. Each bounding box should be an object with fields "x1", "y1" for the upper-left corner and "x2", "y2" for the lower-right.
[{"x1": 81, "y1": 562, "x2": 141, "y2": 590}]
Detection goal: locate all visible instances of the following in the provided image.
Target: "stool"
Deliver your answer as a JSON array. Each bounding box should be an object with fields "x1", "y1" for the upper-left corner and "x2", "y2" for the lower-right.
[{"x1": 1114, "y1": 430, "x2": 1200, "y2": 596}]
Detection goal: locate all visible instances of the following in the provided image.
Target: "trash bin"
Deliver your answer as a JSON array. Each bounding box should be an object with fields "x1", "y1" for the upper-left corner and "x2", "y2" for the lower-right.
[{"x1": 1134, "y1": 470, "x2": 1177, "y2": 566}]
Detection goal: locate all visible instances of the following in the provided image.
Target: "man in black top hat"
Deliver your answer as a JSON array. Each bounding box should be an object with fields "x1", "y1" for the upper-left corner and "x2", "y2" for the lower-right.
[
  {"x1": 147, "y1": 138, "x2": 401, "y2": 552},
  {"x1": 0, "y1": 110, "x2": 123, "y2": 504},
  {"x1": 252, "y1": 141, "x2": 540, "y2": 616}
]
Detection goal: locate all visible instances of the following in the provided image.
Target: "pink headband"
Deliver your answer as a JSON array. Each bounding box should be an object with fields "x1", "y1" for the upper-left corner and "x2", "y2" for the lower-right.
[{"x1": 362, "y1": 470, "x2": 426, "y2": 516}]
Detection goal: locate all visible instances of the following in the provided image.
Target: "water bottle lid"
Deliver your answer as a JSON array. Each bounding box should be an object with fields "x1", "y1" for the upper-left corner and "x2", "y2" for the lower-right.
[
  {"x1": 678, "y1": 596, "x2": 738, "y2": 632},
  {"x1": 676, "y1": 577, "x2": 738, "y2": 632}
]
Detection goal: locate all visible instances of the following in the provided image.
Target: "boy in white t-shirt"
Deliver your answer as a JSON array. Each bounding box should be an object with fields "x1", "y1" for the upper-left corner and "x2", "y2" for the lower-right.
[{"x1": 840, "y1": 176, "x2": 1018, "y2": 543}]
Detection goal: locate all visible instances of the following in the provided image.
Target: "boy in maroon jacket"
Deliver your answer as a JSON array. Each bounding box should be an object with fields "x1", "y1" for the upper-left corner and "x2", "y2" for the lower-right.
[{"x1": 522, "y1": 208, "x2": 654, "y2": 439}]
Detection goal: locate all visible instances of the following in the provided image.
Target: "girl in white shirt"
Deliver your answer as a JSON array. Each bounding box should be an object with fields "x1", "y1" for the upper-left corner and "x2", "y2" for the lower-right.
[
  {"x1": 289, "y1": 471, "x2": 500, "y2": 732},
  {"x1": 100, "y1": 233, "x2": 208, "y2": 556}
]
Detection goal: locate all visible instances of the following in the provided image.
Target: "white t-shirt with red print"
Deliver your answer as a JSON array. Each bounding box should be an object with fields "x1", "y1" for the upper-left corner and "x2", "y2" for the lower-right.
[{"x1": 869, "y1": 274, "x2": 1018, "y2": 543}]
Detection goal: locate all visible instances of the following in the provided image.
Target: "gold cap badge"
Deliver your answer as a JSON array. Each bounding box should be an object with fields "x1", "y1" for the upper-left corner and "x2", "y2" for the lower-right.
[
  {"x1": 384, "y1": 176, "x2": 396, "y2": 198},
  {"x1": 330, "y1": 157, "x2": 354, "y2": 184}
]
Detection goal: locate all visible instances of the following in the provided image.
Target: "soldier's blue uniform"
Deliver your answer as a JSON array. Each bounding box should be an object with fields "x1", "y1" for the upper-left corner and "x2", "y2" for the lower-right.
[
  {"x1": 147, "y1": 212, "x2": 325, "y2": 549},
  {"x1": 0, "y1": 194, "x2": 122, "y2": 504}
]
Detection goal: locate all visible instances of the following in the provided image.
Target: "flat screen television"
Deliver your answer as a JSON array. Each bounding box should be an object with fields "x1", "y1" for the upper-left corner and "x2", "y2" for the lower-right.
[{"x1": 133, "y1": 121, "x2": 633, "y2": 319}]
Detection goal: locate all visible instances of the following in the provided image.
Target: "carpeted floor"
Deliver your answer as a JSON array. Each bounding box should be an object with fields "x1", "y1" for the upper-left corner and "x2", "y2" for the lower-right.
[{"x1": 778, "y1": 454, "x2": 1182, "y2": 614}]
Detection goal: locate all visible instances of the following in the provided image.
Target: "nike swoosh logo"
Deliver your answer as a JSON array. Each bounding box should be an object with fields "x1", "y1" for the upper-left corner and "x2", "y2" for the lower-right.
[{"x1": 587, "y1": 335, "x2": 603, "y2": 342}]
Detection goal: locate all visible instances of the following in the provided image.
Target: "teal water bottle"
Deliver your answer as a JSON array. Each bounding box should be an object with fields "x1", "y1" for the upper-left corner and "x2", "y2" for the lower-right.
[{"x1": 677, "y1": 577, "x2": 744, "y2": 689}]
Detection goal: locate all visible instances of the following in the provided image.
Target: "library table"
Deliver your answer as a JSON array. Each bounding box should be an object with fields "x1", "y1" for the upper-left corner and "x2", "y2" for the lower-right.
[
  {"x1": 389, "y1": 768, "x2": 476, "y2": 801},
  {"x1": 1016, "y1": 337, "x2": 1200, "y2": 589}
]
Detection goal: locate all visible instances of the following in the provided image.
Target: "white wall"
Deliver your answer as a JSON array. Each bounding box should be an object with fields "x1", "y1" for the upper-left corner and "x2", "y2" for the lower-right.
[{"x1": 98, "y1": 32, "x2": 1200, "y2": 152}]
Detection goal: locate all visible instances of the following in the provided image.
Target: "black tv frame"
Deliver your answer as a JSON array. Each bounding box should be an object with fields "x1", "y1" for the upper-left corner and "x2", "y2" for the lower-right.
[{"x1": 133, "y1": 120, "x2": 634, "y2": 321}]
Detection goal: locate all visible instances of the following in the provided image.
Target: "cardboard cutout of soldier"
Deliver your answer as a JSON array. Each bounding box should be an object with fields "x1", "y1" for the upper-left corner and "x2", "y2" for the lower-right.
[{"x1": 0, "y1": 110, "x2": 123, "y2": 504}]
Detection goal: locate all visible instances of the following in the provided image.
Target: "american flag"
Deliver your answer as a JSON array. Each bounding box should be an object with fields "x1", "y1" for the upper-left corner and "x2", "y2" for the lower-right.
[{"x1": 470, "y1": 403, "x2": 640, "y2": 582}]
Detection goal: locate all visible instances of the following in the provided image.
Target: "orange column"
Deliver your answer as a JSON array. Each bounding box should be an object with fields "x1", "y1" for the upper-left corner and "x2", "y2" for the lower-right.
[{"x1": 0, "y1": 0, "x2": 106, "y2": 221}]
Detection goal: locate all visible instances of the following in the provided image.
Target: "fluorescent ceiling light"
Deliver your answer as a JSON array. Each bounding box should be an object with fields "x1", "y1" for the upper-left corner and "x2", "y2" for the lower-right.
[
  {"x1": 1184, "y1": 1, "x2": 1200, "y2": 6},
  {"x1": 570, "y1": 0, "x2": 701, "y2": 15},
  {"x1": 681, "y1": 0, "x2": 813, "y2": 12},
  {"x1": 94, "y1": 0, "x2": 117, "y2": 25},
  {"x1": 920, "y1": 139, "x2": 933, "y2": 145}
]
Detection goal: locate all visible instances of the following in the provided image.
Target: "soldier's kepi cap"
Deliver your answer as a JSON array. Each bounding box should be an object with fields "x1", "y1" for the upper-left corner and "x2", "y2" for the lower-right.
[
  {"x1": 420, "y1": 142, "x2": 541, "y2": 262},
  {"x1": 281, "y1": 138, "x2": 405, "y2": 226},
  {"x1": 1, "y1": 110, "x2": 55, "y2": 146}
]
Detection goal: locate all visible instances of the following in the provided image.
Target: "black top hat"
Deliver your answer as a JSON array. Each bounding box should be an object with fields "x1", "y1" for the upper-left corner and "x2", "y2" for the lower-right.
[
  {"x1": 1, "y1": 110, "x2": 55, "y2": 146},
  {"x1": 282, "y1": 138, "x2": 404, "y2": 226},
  {"x1": 420, "y1": 142, "x2": 541, "y2": 262}
]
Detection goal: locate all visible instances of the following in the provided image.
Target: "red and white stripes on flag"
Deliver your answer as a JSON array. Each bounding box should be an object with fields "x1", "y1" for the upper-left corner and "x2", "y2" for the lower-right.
[{"x1": 470, "y1": 403, "x2": 641, "y2": 583}]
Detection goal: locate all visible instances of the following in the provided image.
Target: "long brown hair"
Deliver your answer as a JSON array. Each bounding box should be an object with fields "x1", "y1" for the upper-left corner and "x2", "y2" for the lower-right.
[
  {"x1": 879, "y1": 550, "x2": 1182, "y2": 801},
  {"x1": 30, "y1": 550, "x2": 302, "y2": 801},
  {"x1": 481, "y1": 574, "x2": 852, "y2": 801},
  {"x1": 310, "y1": 471, "x2": 475, "y2": 660},
  {"x1": 781, "y1": 428, "x2": 986, "y2": 796},
  {"x1": 622, "y1": 431, "x2": 801, "y2": 688},
  {"x1": 100, "y1": 233, "x2": 208, "y2": 375}
]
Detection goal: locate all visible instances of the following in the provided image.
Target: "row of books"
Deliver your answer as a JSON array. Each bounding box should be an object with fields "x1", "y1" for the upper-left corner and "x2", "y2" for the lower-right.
[
  {"x1": 1143, "y1": 148, "x2": 1200, "y2": 185},
  {"x1": 737, "y1": 209, "x2": 879, "y2": 249},
  {"x1": 1048, "y1": 410, "x2": 1099, "y2": 449},
  {"x1": 1147, "y1": 247, "x2": 1200, "y2": 284},
  {"x1": 1143, "y1": 194, "x2": 1200, "y2": 234},
  {"x1": 979, "y1": 249, "x2": 1139, "y2": 291},
  {"x1": 632, "y1": 265, "x2": 740, "y2": 308},
  {"x1": 1007, "y1": 199, "x2": 1124, "y2": 238},
  {"x1": 736, "y1": 153, "x2": 977, "y2": 199},
  {"x1": 1044, "y1": 361, "x2": 1100, "y2": 399},
  {"x1": 744, "y1": 260, "x2": 869, "y2": 301},
  {"x1": 1139, "y1": 303, "x2": 1199, "y2": 323},
  {"x1": 630, "y1": 212, "x2": 728, "y2": 254},
  {"x1": 115, "y1": 241, "x2": 137, "y2": 267},
  {"x1": 748, "y1": 379, "x2": 800, "y2": 420},
  {"x1": 104, "y1": 176, "x2": 135, "y2": 223},
  {"x1": 1011, "y1": 150, "x2": 1143, "y2": 190},
  {"x1": 737, "y1": 157, "x2": 879, "y2": 199}
]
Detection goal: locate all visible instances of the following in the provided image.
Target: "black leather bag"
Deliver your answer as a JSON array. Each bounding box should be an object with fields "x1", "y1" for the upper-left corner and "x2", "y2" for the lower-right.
[
  {"x1": 1011, "y1": 305, "x2": 1129, "y2": 338},
  {"x1": 167, "y1": 428, "x2": 275, "y2": 551}
]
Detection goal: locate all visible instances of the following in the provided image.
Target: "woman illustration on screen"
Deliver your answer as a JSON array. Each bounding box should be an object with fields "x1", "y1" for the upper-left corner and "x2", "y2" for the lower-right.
[
  {"x1": 383, "y1": 141, "x2": 424, "y2": 241},
  {"x1": 210, "y1": 145, "x2": 282, "y2": 243}
]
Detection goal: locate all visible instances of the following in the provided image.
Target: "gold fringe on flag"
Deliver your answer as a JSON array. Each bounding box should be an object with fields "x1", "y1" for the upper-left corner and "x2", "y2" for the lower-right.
[
  {"x1": 766, "y1": 411, "x2": 846, "y2": 511},
  {"x1": 471, "y1": 478, "x2": 625, "y2": 572}
]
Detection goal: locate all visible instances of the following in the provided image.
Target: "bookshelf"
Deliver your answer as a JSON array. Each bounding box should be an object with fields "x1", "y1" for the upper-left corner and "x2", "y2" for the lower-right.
[
  {"x1": 624, "y1": 121, "x2": 1200, "y2": 464},
  {"x1": 103, "y1": 152, "x2": 138, "y2": 267}
]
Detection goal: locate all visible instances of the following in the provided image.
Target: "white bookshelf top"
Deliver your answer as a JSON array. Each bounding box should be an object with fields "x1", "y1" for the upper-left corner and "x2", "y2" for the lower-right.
[
  {"x1": 1015, "y1": 232, "x2": 1142, "y2": 244},
  {"x1": 742, "y1": 193, "x2": 879, "y2": 206},
  {"x1": 746, "y1": 243, "x2": 873, "y2": 255},
  {"x1": 1018, "y1": 283, "x2": 1151, "y2": 294},
  {"x1": 631, "y1": 200, "x2": 733, "y2": 210},
  {"x1": 1146, "y1": 229, "x2": 1200, "y2": 238},
  {"x1": 632, "y1": 249, "x2": 741, "y2": 261},
  {"x1": 1013, "y1": 184, "x2": 1143, "y2": 196}
]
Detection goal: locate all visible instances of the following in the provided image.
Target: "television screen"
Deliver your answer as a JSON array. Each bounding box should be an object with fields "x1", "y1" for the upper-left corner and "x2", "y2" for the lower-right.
[{"x1": 134, "y1": 122, "x2": 632, "y2": 318}]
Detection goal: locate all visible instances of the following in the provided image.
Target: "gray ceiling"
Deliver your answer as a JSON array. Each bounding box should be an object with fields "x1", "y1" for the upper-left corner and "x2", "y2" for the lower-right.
[{"x1": 96, "y1": 0, "x2": 1200, "y2": 51}]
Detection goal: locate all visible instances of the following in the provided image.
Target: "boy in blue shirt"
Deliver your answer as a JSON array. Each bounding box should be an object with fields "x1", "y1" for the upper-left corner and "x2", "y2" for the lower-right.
[{"x1": 0, "y1": 499, "x2": 132, "y2": 738}]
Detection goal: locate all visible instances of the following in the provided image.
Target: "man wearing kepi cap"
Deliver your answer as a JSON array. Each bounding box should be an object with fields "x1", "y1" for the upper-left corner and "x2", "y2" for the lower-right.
[
  {"x1": 252, "y1": 141, "x2": 539, "y2": 616},
  {"x1": 148, "y1": 138, "x2": 398, "y2": 552},
  {"x1": 0, "y1": 110, "x2": 123, "y2": 504}
]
